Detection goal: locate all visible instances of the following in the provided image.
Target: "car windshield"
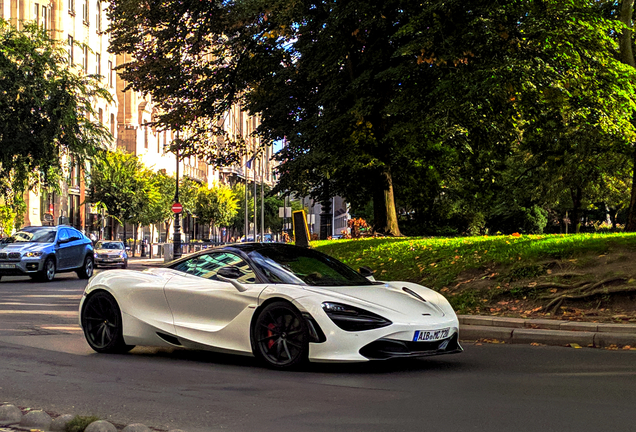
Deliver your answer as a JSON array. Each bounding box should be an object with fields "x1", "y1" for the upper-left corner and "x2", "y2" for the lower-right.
[
  {"x1": 247, "y1": 246, "x2": 374, "y2": 286},
  {"x1": 12, "y1": 229, "x2": 57, "y2": 243},
  {"x1": 96, "y1": 241, "x2": 124, "y2": 250}
]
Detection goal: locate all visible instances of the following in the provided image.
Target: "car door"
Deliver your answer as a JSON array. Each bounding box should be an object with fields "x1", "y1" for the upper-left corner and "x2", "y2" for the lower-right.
[
  {"x1": 67, "y1": 228, "x2": 86, "y2": 269},
  {"x1": 55, "y1": 229, "x2": 72, "y2": 270},
  {"x1": 163, "y1": 253, "x2": 264, "y2": 353}
]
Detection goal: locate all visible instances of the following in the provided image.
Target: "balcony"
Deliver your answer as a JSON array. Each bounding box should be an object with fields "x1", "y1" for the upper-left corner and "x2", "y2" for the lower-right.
[{"x1": 183, "y1": 165, "x2": 207, "y2": 184}]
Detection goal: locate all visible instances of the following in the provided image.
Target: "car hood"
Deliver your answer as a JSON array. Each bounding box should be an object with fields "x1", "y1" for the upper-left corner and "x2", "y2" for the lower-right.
[
  {"x1": 0, "y1": 242, "x2": 51, "y2": 252},
  {"x1": 303, "y1": 282, "x2": 446, "y2": 318}
]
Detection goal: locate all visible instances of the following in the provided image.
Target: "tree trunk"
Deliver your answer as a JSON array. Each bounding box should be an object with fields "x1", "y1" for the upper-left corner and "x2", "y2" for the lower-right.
[
  {"x1": 626, "y1": 148, "x2": 636, "y2": 231},
  {"x1": 570, "y1": 187, "x2": 583, "y2": 234},
  {"x1": 373, "y1": 169, "x2": 401, "y2": 236},
  {"x1": 618, "y1": 0, "x2": 636, "y2": 231}
]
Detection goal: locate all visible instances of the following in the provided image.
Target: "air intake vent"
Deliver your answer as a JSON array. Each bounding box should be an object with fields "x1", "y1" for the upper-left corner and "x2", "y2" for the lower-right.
[
  {"x1": 403, "y1": 287, "x2": 427, "y2": 303},
  {"x1": 156, "y1": 332, "x2": 182, "y2": 346}
]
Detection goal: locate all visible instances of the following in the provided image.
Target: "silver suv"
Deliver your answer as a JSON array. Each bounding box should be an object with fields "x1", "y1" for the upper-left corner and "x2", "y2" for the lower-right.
[{"x1": 0, "y1": 226, "x2": 94, "y2": 282}]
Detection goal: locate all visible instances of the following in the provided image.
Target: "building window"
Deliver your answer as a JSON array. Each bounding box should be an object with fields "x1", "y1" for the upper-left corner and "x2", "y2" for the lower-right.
[
  {"x1": 110, "y1": 113, "x2": 115, "y2": 134},
  {"x1": 82, "y1": 45, "x2": 88, "y2": 73},
  {"x1": 34, "y1": 4, "x2": 39, "y2": 23},
  {"x1": 68, "y1": 36, "x2": 74, "y2": 65},
  {"x1": 68, "y1": 0, "x2": 75, "y2": 14},
  {"x1": 82, "y1": 0, "x2": 89, "y2": 25},
  {"x1": 96, "y1": 0, "x2": 102, "y2": 33},
  {"x1": 41, "y1": 6, "x2": 49, "y2": 30},
  {"x1": 98, "y1": 108, "x2": 103, "y2": 124},
  {"x1": 144, "y1": 125, "x2": 148, "y2": 149},
  {"x1": 96, "y1": 53, "x2": 101, "y2": 76},
  {"x1": 107, "y1": 60, "x2": 113, "y2": 87}
]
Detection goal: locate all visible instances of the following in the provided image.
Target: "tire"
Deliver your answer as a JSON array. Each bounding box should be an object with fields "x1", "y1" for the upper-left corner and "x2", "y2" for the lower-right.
[
  {"x1": 39, "y1": 257, "x2": 56, "y2": 282},
  {"x1": 81, "y1": 291, "x2": 135, "y2": 353},
  {"x1": 251, "y1": 301, "x2": 309, "y2": 369},
  {"x1": 77, "y1": 255, "x2": 94, "y2": 279}
]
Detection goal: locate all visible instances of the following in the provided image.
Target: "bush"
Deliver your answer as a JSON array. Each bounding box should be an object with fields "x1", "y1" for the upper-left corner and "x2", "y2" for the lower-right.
[{"x1": 65, "y1": 416, "x2": 101, "y2": 432}]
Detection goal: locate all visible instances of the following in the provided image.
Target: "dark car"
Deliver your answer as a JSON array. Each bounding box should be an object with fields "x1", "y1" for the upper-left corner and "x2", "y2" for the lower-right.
[{"x1": 0, "y1": 226, "x2": 94, "y2": 282}]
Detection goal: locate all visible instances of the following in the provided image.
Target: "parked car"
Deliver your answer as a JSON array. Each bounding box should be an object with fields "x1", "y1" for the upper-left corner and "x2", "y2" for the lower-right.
[
  {"x1": 94, "y1": 241, "x2": 128, "y2": 269},
  {"x1": 0, "y1": 225, "x2": 94, "y2": 282}
]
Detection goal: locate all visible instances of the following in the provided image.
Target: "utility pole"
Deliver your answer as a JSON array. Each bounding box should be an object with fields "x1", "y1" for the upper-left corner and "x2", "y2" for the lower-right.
[
  {"x1": 253, "y1": 154, "x2": 257, "y2": 242},
  {"x1": 260, "y1": 151, "x2": 265, "y2": 240},
  {"x1": 173, "y1": 132, "x2": 182, "y2": 258}
]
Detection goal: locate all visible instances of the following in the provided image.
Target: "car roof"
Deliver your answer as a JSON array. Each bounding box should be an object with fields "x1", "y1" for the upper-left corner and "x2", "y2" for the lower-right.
[
  {"x1": 19, "y1": 226, "x2": 59, "y2": 232},
  {"x1": 165, "y1": 242, "x2": 311, "y2": 267}
]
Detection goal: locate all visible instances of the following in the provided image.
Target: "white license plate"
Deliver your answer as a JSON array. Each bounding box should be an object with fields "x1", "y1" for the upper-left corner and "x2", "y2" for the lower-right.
[
  {"x1": 0, "y1": 263, "x2": 16, "y2": 269},
  {"x1": 413, "y1": 328, "x2": 450, "y2": 342},
  {"x1": 104, "y1": 259, "x2": 114, "y2": 262}
]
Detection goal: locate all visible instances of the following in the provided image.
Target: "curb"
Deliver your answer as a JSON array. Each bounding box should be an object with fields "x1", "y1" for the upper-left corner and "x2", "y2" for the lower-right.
[
  {"x1": 0, "y1": 404, "x2": 185, "y2": 432},
  {"x1": 458, "y1": 315, "x2": 636, "y2": 348}
]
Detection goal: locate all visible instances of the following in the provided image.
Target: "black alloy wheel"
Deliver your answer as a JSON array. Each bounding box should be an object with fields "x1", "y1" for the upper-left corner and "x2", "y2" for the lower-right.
[
  {"x1": 252, "y1": 301, "x2": 309, "y2": 369},
  {"x1": 81, "y1": 291, "x2": 134, "y2": 353},
  {"x1": 40, "y1": 257, "x2": 56, "y2": 282},
  {"x1": 77, "y1": 255, "x2": 94, "y2": 279}
]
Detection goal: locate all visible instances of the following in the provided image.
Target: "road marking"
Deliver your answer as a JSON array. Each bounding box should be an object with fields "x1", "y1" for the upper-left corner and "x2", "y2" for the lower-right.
[
  {"x1": 546, "y1": 372, "x2": 636, "y2": 377},
  {"x1": 0, "y1": 310, "x2": 76, "y2": 316}
]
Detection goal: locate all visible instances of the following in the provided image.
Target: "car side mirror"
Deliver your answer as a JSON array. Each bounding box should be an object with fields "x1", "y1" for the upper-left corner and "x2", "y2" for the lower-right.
[
  {"x1": 359, "y1": 266, "x2": 376, "y2": 281},
  {"x1": 217, "y1": 266, "x2": 243, "y2": 279},
  {"x1": 217, "y1": 266, "x2": 248, "y2": 292}
]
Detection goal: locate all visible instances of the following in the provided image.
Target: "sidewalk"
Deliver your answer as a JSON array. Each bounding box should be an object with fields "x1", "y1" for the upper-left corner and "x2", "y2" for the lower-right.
[{"x1": 459, "y1": 315, "x2": 636, "y2": 348}]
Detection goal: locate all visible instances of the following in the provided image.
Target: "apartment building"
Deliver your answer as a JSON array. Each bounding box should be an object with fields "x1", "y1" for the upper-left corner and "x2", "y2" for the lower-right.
[{"x1": 2, "y1": 0, "x2": 117, "y2": 232}]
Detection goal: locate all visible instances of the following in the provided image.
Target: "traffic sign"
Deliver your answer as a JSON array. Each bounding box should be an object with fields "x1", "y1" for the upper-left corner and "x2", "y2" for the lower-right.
[{"x1": 172, "y1": 203, "x2": 183, "y2": 213}]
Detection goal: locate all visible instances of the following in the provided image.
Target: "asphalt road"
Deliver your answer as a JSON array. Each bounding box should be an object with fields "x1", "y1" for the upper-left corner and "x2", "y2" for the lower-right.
[{"x1": 1, "y1": 271, "x2": 635, "y2": 432}]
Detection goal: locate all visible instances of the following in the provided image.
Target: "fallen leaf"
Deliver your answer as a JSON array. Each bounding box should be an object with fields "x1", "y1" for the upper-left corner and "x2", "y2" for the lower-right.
[
  {"x1": 549, "y1": 288, "x2": 557, "y2": 293},
  {"x1": 547, "y1": 269, "x2": 552, "y2": 274},
  {"x1": 568, "y1": 343, "x2": 581, "y2": 349},
  {"x1": 528, "y1": 282, "x2": 537, "y2": 287}
]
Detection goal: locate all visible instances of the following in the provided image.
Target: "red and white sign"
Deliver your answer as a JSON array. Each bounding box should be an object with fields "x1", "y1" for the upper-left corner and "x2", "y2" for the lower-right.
[{"x1": 171, "y1": 203, "x2": 183, "y2": 213}]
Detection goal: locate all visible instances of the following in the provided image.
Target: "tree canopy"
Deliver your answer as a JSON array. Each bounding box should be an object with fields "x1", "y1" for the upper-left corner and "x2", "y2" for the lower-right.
[
  {"x1": 0, "y1": 19, "x2": 111, "y2": 213},
  {"x1": 107, "y1": 0, "x2": 636, "y2": 235}
]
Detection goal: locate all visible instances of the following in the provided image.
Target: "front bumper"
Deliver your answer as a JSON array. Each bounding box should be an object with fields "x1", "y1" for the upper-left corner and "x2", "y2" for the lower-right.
[
  {"x1": 359, "y1": 333, "x2": 462, "y2": 360},
  {"x1": 95, "y1": 256, "x2": 126, "y2": 266},
  {"x1": 0, "y1": 258, "x2": 44, "y2": 276}
]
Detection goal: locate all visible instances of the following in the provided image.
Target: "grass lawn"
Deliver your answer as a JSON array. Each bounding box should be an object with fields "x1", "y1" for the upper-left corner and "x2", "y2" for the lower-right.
[{"x1": 312, "y1": 233, "x2": 636, "y2": 320}]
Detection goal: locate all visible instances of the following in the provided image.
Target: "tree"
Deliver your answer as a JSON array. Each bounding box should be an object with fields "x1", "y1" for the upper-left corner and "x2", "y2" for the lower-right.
[
  {"x1": 87, "y1": 150, "x2": 147, "y2": 239},
  {"x1": 0, "y1": 20, "x2": 111, "y2": 206},
  {"x1": 195, "y1": 183, "x2": 239, "y2": 238}
]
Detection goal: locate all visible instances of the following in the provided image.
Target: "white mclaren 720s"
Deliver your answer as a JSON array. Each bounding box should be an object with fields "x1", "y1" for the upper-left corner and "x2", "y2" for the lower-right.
[{"x1": 79, "y1": 243, "x2": 462, "y2": 369}]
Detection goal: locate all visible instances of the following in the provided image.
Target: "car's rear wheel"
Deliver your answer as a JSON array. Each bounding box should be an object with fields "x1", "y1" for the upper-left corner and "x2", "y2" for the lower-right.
[
  {"x1": 81, "y1": 291, "x2": 134, "y2": 353},
  {"x1": 39, "y1": 257, "x2": 56, "y2": 282},
  {"x1": 252, "y1": 301, "x2": 309, "y2": 369},
  {"x1": 77, "y1": 255, "x2": 94, "y2": 279}
]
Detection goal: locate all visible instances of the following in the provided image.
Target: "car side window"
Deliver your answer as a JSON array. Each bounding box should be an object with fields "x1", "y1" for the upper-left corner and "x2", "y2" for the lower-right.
[
  {"x1": 58, "y1": 229, "x2": 69, "y2": 243},
  {"x1": 172, "y1": 256, "x2": 201, "y2": 276},
  {"x1": 198, "y1": 253, "x2": 257, "y2": 284},
  {"x1": 68, "y1": 228, "x2": 82, "y2": 241}
]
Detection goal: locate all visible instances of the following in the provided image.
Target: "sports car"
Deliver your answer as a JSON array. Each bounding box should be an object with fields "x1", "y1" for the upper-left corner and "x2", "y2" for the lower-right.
[{"x1": 79, "y1": 243, "x2": 462, "y2": 369}]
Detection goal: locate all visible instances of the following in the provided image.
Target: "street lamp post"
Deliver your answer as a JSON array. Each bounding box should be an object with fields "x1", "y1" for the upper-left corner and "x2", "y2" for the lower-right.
[{"x1": 173, "y1": 132, "x2": 182, "y2": 258}]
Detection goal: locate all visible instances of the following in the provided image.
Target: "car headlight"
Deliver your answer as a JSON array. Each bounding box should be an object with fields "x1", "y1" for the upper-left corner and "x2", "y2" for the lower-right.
[
  {"x1": 322, "y1": 302, "x2": 392, "y2": 331},
  {"x1": 25, "y1": 251, "x2": 44, "y2": 257}
]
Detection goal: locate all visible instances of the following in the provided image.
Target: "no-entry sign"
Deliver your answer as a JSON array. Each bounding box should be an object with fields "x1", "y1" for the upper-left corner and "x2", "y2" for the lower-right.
[{"x1": 172, "y1": 203, "x2": 183, "y2": 213}]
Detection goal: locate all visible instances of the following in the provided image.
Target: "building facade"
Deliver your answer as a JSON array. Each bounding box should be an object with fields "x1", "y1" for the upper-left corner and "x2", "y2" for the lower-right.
[{"x1": 2, "y1": 0, "x2": 118, "y2": 233}]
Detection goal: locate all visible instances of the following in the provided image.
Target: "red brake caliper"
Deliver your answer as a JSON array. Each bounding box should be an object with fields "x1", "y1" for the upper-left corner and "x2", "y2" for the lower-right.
[{"x1": 267, "y1": 323, "x2": 276, "y2": 349}]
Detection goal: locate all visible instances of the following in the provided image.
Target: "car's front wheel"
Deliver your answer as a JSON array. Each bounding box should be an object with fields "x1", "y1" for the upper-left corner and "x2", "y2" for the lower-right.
[
  {"x1": 77, "y1": 255, "x2": 94, "y2": 279},
  {"x1": 81, "y1": 291, "x2": 134, "y2": 353},
  {"x1": 39, "y1": 257, "x2": 56, "y2": 282},
  {"x1": 252, "y1": 301, "x2": 309, "y2": 369}
]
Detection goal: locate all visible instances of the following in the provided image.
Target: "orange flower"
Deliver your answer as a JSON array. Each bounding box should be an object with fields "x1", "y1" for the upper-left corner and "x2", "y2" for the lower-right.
[{"x1": 511, "y1": 232, "x2": 521, "y2": 237}]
